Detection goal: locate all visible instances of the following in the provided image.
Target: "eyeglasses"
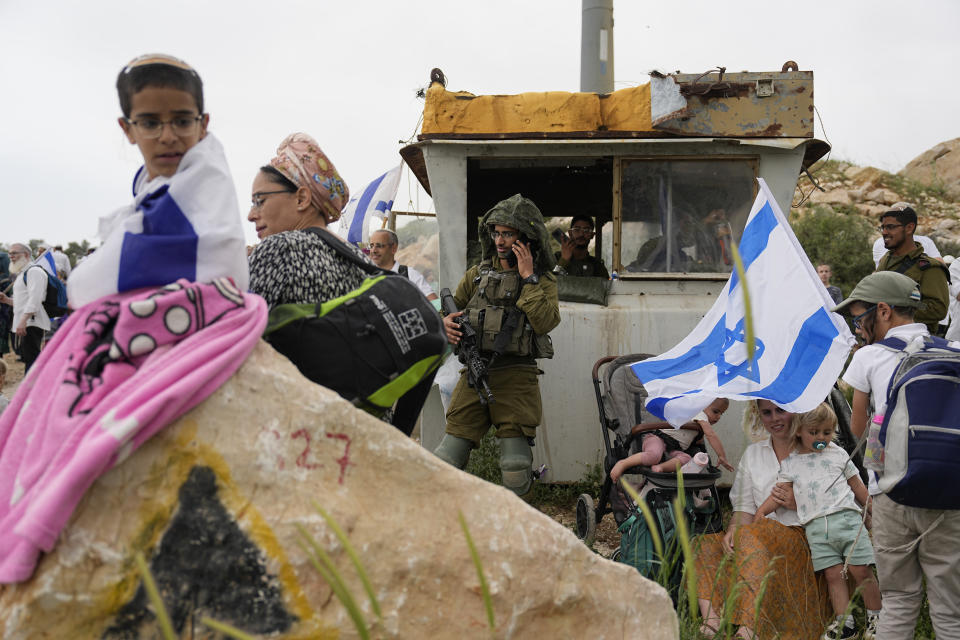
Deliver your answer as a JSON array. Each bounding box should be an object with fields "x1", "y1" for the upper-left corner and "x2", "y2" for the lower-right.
[
  {"x1": 251, "y1": 190, "x2": 293, "y2": 209},
  {"x1": 852, "y1": 305, "x2": 877, "y2": 330},
  {"x1": 489, "y1": 230, "x2": 517, "y2": 240},
  {"x1": 878, "y1": 223, "x2": 904, "y2": 233},
  {"x1": 570, "y1": 226, "x2": 594, "y2": 235},
  {"x1": 124, "y1": 115, "x2": 203, "y2": 139},
  {"x1": 370, "y1": 242, "x2": 394, "y2": 250}
]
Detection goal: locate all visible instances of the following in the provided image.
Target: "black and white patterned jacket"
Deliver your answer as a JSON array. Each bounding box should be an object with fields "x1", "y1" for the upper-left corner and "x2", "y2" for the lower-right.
[{"x1": 248, "y1": 229, "x2": 370, "y2": 309}]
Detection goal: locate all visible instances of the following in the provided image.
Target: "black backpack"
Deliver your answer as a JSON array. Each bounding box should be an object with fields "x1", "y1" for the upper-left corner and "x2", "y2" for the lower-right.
[{"x1": 263, "y1": 227, "x2": 446, "y2": 416}]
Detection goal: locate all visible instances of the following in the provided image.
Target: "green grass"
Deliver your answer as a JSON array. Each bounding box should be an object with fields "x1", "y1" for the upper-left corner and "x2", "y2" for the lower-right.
[
  {"x1": 464, "y1": 430, "x2": 605, "y2": 508},
  {"x1": 881, "y1": 172, "x2": 952, "y2": 204}
]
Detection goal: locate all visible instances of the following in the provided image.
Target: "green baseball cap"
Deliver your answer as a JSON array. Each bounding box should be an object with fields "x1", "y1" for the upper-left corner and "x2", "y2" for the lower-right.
[{"x1": 832, "y1": 271, "x2": 922, "y2": 314}]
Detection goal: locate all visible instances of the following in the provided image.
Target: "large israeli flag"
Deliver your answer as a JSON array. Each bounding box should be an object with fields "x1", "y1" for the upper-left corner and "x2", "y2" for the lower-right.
[
  {"x1": 339, "y1": 164, "x2": 403, "y2": 245},
  {"x1": 631, "y1": 178, "x2": 856, "y2": 426},
  {"x1": 66, "y1": 134, "x2": 249, "y2": 309}
]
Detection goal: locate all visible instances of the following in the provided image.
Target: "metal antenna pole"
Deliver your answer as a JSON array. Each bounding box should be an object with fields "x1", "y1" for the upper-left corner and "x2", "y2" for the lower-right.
[{"x1": 580, "y1": 0, "x2": 614, "y2": 94}]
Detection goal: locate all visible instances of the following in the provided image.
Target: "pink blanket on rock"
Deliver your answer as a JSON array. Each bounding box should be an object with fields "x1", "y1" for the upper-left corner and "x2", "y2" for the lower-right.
[{"x1": 0, "y1": 278, "x2": 267, "y2": 583}]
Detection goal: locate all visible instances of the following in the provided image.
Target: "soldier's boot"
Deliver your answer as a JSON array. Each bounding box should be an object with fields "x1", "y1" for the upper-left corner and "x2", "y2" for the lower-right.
[
  {"x1": 500, "y1": 436, "x2": 534, "y2": 499},
  {"x1": 433, "y1": 434, "x2": 474, "y2": 469}
]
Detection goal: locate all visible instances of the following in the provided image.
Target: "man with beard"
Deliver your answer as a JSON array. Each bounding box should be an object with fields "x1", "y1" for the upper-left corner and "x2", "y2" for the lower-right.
[
  {"x1": 554, "y1": 215, "x2": 609, "y2": 278},
  {"x1": 876, "y1": 203, "x2": 949, "y2": 333},
  {"x1": 0, "y1": 244, "x2": 50, "y2": 372},
  {"x1": 434, "y1": 194, "x2": 560, "y2": 498}
]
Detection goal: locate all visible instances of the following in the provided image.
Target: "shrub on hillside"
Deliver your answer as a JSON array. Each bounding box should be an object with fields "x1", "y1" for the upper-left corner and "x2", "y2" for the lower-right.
[{"x1": 790, "y1": 205, "x2": 876, "y2": 296}]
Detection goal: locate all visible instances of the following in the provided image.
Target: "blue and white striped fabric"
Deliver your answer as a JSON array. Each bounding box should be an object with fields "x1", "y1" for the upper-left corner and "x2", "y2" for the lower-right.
[
  {"x1": 631, "y1": 178, "x2": 856, "y2": 426},
  {"x1": 338, "y1": 164, "x2": 402, "y2": 245},
  {"x1": 67, "y1": 134, "x2": 249, "y2": 309},
  {"x1": 35, "y1": 251, "x2": 57, "y2": 277}
]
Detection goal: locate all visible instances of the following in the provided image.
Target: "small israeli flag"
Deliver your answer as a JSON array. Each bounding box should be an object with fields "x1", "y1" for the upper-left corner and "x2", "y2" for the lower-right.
[
  {"x1": 339, "y1": 164, "x2": 403, "y2": 245},
  {"x1": 631, "y1": 178, "x2": 856, "y2": 426},
  {"x1": 35, "y1": 251, "x2": 58, "y2": 277}
]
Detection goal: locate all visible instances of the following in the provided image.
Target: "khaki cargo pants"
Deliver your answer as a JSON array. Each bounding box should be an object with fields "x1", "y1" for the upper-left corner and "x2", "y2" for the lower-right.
[{"x1": 444, "y1": 366, "x2": 541, "y2": 444}]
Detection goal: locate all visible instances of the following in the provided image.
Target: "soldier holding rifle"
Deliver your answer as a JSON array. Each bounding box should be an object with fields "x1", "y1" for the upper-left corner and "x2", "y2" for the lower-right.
[
  {"x1": 434, "y1": 194, "x2": 560, "y2": 497},
  {"x1": 433, "y1": 194, "x2": 560, "y2": 498}
]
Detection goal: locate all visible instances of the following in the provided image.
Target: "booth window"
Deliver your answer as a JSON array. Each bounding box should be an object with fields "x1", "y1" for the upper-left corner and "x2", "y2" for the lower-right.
[{"x1": 616, "y1": 158, "x2": 758, "y2": 275}]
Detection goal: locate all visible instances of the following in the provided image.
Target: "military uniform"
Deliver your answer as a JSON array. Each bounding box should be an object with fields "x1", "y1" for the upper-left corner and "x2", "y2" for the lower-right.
[
  {"x1": 444, "y1": 261, "x2": 560, "y2": 443},
  {"x1": 554, "y1": 252, "x2": 609, "y2": 279},
  {"x1": 877, "y1": 242, "x2": 950, "y2": 333},
  {"x1": 434, "y1": 194, "x2": 560, "y2": 497}
]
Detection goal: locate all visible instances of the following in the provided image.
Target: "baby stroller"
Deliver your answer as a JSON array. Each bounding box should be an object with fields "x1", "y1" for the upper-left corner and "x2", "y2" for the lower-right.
[{"x1": 576, "y1": 354, "x2": 723, "y2": 594}]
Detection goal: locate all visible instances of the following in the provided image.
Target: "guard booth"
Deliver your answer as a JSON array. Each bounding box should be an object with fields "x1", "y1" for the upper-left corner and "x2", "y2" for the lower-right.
[{"x1": 402, "y1": 65, "x2": 829, "y2": 484}]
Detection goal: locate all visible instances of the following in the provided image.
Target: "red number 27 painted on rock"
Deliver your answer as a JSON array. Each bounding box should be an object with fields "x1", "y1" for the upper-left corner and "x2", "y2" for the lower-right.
[{"x1": 290, "y1": 429, "x2": 354, "y2": 484}]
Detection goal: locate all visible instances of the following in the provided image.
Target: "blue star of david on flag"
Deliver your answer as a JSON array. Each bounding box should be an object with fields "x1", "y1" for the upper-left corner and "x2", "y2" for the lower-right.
[{"x1": 716, "y1": 318, "x2": 765, "y2": 385}]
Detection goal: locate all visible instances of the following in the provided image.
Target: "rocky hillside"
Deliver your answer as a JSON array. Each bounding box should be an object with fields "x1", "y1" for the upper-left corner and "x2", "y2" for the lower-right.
[{"x1": 793, "y1": 137, "x2": 960, "y2": 250}]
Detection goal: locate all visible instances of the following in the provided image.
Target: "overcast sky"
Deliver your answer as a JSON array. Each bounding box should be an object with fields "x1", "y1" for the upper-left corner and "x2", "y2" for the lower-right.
[{"x1": 1, "y1": 0, "x2": 957, "y2": 248}]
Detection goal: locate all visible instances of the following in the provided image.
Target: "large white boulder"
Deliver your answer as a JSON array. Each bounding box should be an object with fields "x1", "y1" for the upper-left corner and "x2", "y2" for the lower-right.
[{"x1": 0, "y1": 342, "x2": 677, "y2": 639}]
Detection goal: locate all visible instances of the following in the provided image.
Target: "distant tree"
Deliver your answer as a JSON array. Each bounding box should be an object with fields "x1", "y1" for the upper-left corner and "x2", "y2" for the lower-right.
[
  {"x1": 65, "y1": 240, "x2": 92, "y2": 267},
  {"x1": 28, "y1": 239, "x2": 47, "y2": 255},
  {"x1": 790, "y1": 205, "x2": 876, "y2": 296}
]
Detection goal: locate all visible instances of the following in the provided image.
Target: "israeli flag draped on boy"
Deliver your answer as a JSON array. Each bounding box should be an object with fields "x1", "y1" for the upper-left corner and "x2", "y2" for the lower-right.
[
  {"x1": 631, "y1": 178, "x2": 856, "y2": 427},
  {"x1": 66, "y1": 135, "x2": 249, "y2": 309},
  {"x1": 339, "y1": 164, "x2": 403, "y2": 245}
]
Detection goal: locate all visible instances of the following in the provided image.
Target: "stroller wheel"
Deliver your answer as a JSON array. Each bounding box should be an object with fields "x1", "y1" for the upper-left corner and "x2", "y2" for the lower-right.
[{"x1": 575, "y1": 493, "x2": 597, "y2": 545}]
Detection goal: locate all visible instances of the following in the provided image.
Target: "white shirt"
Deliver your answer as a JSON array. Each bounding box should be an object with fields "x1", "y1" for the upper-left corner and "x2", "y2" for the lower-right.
[
  {"x1": 12, "y1": 267, "x2": 51, "y2": 332},
  {"x1": 872, "y1": 235, "x2": 940, "y2": 266},
  {"x1": 729, "y1": 438, "x2": 801, "y2": 526},
  {"x1": 946, "y1": 260, "x2": 960, "y2": 341},
  {"x1": 388, "y1": 262, "x2": 435, "y2": 299},
  {"x1": 841, "y1": 323, "x2": 960, "y2": 416},
  {"x1": 663, "y1": 410, "x2": 706, "y2": 450},
  {"x1": 51, "y1": 250, "x2": 71, "y2": 277},
  {"x1": 779, "y1": 443, "x2": 860, "y2": 525}
]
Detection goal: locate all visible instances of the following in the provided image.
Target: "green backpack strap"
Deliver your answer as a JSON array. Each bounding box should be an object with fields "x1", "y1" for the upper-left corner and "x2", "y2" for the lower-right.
[{"x1": 264, "y1": 303, "x2": 315, "y2": 335}]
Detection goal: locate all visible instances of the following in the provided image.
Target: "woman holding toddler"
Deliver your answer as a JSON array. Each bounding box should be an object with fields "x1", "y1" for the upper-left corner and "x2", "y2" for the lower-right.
[{"x1": 695, "y1": 399, "x2": 833, "y2": 639}]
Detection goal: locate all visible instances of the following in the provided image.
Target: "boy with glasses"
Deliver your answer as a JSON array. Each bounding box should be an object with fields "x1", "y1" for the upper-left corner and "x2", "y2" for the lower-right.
[
  {"x1": 67, "y1": 54, "x2": 248, "y2": 309},
  {"x1": 554, "y1": 214, "x2": 609, "y2": 278},
  {"x1": 875, "y1": 203, "x2": 948, "y2": 333}
]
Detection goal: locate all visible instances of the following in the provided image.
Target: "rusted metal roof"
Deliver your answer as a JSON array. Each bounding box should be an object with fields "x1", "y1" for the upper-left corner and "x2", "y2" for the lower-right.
[{"x1": 420, "y1": 63, "x2": 814, "y2": 140}]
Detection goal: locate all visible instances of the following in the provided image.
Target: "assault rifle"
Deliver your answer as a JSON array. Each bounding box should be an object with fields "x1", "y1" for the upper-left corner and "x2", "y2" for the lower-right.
[{"x1": 440, "y1": 288, "x2": 494, "y2": 405}]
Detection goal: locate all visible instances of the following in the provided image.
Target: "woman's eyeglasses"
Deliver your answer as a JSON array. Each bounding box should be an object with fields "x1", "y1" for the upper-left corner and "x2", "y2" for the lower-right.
[{"x1": 250, "y1": 190, "x2": 293, "y2": 209}]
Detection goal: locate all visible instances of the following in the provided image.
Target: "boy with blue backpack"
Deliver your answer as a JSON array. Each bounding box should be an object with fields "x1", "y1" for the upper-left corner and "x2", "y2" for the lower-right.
[{"x1": 833, "y1": 271, "x2": 960, "y2": 639}]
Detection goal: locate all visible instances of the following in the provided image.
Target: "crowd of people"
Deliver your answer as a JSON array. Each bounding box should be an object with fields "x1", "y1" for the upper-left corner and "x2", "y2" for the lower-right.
[{"x1": 0, "y1": 52, "x2": 957, "y2": 640}]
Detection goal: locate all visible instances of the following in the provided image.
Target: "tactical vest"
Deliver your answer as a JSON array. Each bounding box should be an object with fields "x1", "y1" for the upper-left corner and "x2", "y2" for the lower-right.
[{"x1": 464, "y1": 262, "x2": 553, "y2": 359}]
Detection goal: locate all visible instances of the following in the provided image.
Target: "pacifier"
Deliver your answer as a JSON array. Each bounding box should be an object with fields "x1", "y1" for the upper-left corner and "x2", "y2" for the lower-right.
[{"x1": 813, "y1": 441, "x2": 827, "y2": 451}]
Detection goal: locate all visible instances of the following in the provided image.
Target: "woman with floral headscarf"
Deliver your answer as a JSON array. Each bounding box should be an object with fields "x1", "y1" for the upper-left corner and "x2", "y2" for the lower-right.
[{"x1": 247, "y1": 133, "x2": 371, "y2": 308}]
